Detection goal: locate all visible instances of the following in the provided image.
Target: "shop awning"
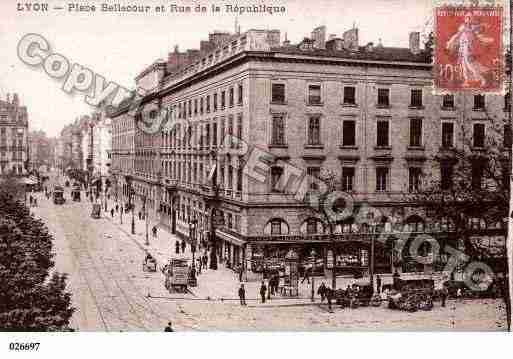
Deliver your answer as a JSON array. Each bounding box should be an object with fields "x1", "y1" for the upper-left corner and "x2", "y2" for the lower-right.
[{"x1": 215, "y1": 229, "x2": 246, "y2": 247}]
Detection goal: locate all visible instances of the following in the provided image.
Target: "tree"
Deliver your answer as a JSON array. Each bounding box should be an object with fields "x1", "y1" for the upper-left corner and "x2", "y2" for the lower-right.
[
  {"x1": 306, "y1": 169, "x2": 354, "y2": 291},
  {"x1": 405, "y1": 112, "x2": 511, "y2": 330},
  {"x1": 0, "y1": 191, "x2": 74, "y2": 331},
  {"x1": 0, "y1": 173, "x2": 26, "y2": 201}
]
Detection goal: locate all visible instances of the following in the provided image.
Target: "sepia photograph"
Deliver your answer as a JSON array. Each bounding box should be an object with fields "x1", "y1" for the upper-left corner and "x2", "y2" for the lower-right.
[{"x1": 0, "y1": 0, "x2": 512, "y2": 356}]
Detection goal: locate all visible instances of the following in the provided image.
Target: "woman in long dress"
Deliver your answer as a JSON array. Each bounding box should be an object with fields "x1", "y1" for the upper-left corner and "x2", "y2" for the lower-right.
[{"x1": 446, "y1": 13, "x2": 494, "y2": 87}]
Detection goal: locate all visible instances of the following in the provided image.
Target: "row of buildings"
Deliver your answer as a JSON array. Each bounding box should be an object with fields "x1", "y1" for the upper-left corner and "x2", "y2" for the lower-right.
[
  {"x1": 105, "y1": 24, "x2": 509, "y2": 280},
  {"x1": 0, "y1": 93, "x2": 55, "y2": 179},
  {"x1": 56, "y1": 110, "x2": 112, "y2": 183},
  {"x1": 28, "y1": 130, "x2": 57, "y2": 172}
]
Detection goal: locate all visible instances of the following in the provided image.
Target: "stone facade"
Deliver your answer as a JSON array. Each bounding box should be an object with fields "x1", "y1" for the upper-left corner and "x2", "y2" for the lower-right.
[
  {"x1": 109, "y1": 27, "x2": 510, "y2": 279},
  {"x1": 0, "y1": 93, "x2": 29, "y2": 176}
]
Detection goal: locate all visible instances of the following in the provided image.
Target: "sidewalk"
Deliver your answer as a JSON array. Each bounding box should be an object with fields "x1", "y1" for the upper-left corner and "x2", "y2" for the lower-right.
[{"x1": 97, "y1": 197, "x2": 412, "y2": 305}]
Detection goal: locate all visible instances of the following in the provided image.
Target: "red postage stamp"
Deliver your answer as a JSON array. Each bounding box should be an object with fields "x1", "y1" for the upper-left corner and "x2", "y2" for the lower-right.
[{"x1": 434, "y1": 6, "x2": 503, "y2": 92}]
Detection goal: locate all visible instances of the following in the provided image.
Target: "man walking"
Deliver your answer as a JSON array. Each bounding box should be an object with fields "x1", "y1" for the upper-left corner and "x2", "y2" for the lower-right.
[
  {"x1": 317, "y1": 282, "x2": 327, "y2": 302},
  {"x1": 110, "y1": 208, "x2": 114, "y2": 218},
  {"x1": 152, "y1": 226, "x2": 157, "y2": 238},
  {"x1": 376, "y1": 275, "x2": 382, "y2": 294},
  {"x1": 301, "y1": 264, "x2": 310, "y2": 284},
  {"x1": 441, "y1": 285, "x2": 448, "y2": 308},
  {"x1": 175, "y1": 241, "x2": 180, "y2": 254},
  {"x1": 326, "y1": 286, "x2": 333, "y2": 311},
  {"x1": 238, "y1": 265, "x2": 244, "y2": 282},
  {"x1": 115, "y1": 204, "x2": 119, "y2": 212},
  {"x1": 238, "y1": 284, "x2": 246, "y2": 306},
  {"x1": 181, "y1": 240, "x2": 186, "y2": 253},
  {"x1": 260, "y1": 281, "x2": 267, "y2": 303}
]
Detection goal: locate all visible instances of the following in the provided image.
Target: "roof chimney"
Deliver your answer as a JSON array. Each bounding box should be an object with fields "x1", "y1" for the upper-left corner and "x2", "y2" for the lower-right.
[
  {"x1": 311, "y1": 26, "x2": 326, "y2": 49},
  {"x1": 343, "y1": 27, "x2": 359, "y2": 51},
  {"x1": 409, "y1": 32, "x2": 420, "y2": 54},
  {"x1": 283, "y1": 32, "x2": 291, "y2": 46}
]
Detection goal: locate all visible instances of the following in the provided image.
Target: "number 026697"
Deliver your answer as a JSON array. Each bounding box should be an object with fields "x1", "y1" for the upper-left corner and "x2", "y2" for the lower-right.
[{"x1": 9, "y1": 342, "x2": 40, "y2": 351}]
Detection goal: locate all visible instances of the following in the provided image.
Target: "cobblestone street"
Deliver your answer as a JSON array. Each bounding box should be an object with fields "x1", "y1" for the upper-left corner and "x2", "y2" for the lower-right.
[{"x1": 29, "y1": 176, "x2": 508, "y2": 332}]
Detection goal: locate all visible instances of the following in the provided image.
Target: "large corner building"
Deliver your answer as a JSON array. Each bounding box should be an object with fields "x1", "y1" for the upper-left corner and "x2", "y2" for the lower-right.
[{"x1": 109, "y1": 26, "x2": 510, "y2": 280}]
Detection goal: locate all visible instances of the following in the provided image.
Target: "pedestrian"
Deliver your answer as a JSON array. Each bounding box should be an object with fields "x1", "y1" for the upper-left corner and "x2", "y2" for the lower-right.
[
  {"x1": 301, "y1": 264, "x2": 310, "y2": 284},
  {"x1": 317, "y1": 282, "x2": 327, "y2": 302},
  {"x1": 456, "y1": 287, "x2": 463, "y2": 302},
  {"x1": 110, "y1": 208, "x2": 114, "y2": 218},
  {"x1": 197, "y1": 259, "x2": 202, "y2": 275},
  {"x1": 238, "y1": 265, "x2": 243, "y2": 282},
  {"x1": 269, "y1": 276, "x2": 275, "y2": 296},
  {"x1": 152, "y1": 226, "x2": 157, "y2": 238},
  {"x1": 260, "y1": 281, "x2": 267, "y2": 303},
  {"x1": 203, "y1": 254, "x2": 207, "y2": 268},
  {"x1": 175, "y1": 241, "x2": 180, "y2": 254},
  {"x1": 274, "y1": 275, "x2": 280, "y2": 294},
  {"x1": 238, "y1": 284, "x2": 246, "y2": 306},
  {"x1": 115, "y1": 204, "x2": 119, "y2": 212},
  {"x1": 181, "y1": 240, "x2": 186, "y2": 253},
  {"x1": 441, "y1": 286, "x2": 448, "y2": 308},
  {"x1": 326, "y1": 287, "x2": 333, "y2": 311},
  {"x1": 376, "y1": 275, "x2": 382, "y2": 294},
  {"x1": 138, "y1": 211, "x2": 142, "y2": 220},
  {"x1": 164, "y1": 321, "x2": 174, "y2": 332},
  {"x1": 34, "y1": 198, "x2": 37, "y2": 207}
]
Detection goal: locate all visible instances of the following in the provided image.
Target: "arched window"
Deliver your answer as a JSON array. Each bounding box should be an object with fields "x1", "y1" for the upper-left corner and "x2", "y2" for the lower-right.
[{"x1": 264, "y1": 218, "x2": 289, "y2": 236}]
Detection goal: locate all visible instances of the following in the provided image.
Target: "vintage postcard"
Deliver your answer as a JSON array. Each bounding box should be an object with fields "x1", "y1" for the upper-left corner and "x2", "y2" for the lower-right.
[{"x1": 0, "y1": 0, "x2": 512, "y2": 355}]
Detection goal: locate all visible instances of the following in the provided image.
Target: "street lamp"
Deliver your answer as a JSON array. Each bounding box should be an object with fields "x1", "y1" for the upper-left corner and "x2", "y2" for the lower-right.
[
  {"x1": 103, "y1": 178, "x2": 108, "y2": 212},
  {"x1": 125, "y1": 175, "x2": 135, "y2": 235},
  {"x1": 190, "y1": 219, "x2": 198, "y2": 265},
  {"x1": 143, "y1": 195, "x2": 149, "y2": 246},
  {"x1": 310, "y1": 248, "x2": 317, "y2": 302},
  {"x1": 369, "y1": 224, "x2": 376, "y2": 295},
  {"x1": 207, "y1": 150, "x2": 220, "y2": 270}
]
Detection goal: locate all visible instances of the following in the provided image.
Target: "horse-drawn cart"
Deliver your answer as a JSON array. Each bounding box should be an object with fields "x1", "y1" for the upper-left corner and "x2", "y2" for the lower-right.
[
  {"x1": 164, "y1": 258, "x2": 190, "y2": 293},
  {"x1": 388, "y1": 278, "x2": 434, "y2": 312}
]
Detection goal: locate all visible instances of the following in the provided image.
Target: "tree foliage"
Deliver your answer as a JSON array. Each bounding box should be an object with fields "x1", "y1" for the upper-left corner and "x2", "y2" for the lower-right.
[
  {"x1": 405, "y1": 111, "x2": 511, "y2": 330},
  {"x1": 0, "y1": 191, "x2": 74, "y2": 331}
]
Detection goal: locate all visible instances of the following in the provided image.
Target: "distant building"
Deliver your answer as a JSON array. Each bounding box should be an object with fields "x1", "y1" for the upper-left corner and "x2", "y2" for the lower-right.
[
  {"x1": 91, "y1": 111, "x2": 112, "y2": 178},
  {"x1": 0, "y1": 93, "x2": 29, "y2": 176},
  {"x1": 28, "y1": 130, "x2": 53, "y2": 172}
]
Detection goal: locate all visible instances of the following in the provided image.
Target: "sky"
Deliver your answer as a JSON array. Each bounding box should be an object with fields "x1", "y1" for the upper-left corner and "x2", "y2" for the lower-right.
[{"x1": 0, "y1": 0, "x2": 471, "y2": 137}]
